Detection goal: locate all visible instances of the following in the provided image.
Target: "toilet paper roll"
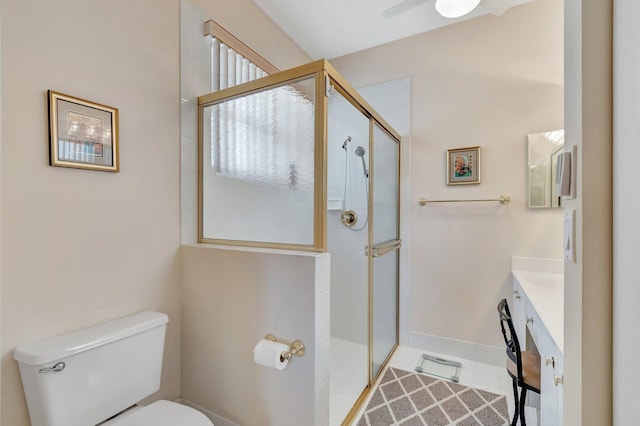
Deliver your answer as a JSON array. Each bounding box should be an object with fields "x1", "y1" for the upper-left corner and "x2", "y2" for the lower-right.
[{"x1": 253, "y1": 339, "x2": 289, "y2": 370}]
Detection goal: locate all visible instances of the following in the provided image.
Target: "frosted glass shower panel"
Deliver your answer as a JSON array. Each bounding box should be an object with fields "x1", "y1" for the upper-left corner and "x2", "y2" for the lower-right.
[
  {"x1": 370, "y1": 122, "x2": 399, "y2": 380},
  {"x1": 372, "y1": 124, "x2": 399, "y2": 243},
  {"x1": 372, "y1": 250, "x2": 398, "y2": 379},
  {"x1": 202, "y1": 77, "x2": 316, "y2": 246}
]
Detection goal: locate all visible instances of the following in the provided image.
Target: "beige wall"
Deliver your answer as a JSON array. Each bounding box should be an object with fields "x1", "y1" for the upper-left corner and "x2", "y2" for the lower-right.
[
  {"x1": 2, "y1": 0, "x2": 614, "y2": 424},
  {"x1": 1, "y1": 0, "x2": 311, "y2": 424},
  {"x1": 0, "y1": 1, "x2": 182, "y2": 424},
  {"x1": 331, "y1": 0, "x2": 564, "y2": 348}
]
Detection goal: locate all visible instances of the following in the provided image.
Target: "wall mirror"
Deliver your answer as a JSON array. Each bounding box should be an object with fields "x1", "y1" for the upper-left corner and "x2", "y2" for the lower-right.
[{"x1": 527, "y1": 129, "x2": 564, "y2": 208}]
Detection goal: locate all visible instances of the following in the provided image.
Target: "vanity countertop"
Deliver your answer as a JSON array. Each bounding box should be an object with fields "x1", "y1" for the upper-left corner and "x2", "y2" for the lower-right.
[{"x1": 512, "y1": 269, "x2": 564, "y2": 353}]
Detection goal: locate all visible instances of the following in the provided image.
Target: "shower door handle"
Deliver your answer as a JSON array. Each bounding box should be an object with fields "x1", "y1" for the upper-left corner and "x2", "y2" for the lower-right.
[{"x1": 365, "y1": 239, "x2": 401, "y2": 257}]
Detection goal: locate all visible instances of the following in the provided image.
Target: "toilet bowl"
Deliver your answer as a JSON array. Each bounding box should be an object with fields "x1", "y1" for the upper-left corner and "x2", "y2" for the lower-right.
[
  {"x1": 103, "y1": 400, "x2": 212, "y2": 426},
  {"x1": 14, "y1": 311, "x2": 213, "y2": 426}
]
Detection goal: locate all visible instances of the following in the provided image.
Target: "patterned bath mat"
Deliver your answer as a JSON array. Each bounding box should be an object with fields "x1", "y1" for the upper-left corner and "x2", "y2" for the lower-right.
[{"x1": 356, "y1": 367, "x2": 509, "y2": 426}]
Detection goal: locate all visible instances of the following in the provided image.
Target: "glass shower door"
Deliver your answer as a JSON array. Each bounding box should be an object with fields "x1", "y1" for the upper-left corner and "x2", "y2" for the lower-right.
[
  {"x1": 326, "y1": 88, "x2": 371, "y2": 426},
  {"x1": 370, "y1": 123, "x2": 400, "y2": 380}
]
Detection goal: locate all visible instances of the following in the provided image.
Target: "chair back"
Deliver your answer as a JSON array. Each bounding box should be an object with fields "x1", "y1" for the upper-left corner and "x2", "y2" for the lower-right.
[{"x1": 497, "y1": 298, "x2": 524, "y2": 383}]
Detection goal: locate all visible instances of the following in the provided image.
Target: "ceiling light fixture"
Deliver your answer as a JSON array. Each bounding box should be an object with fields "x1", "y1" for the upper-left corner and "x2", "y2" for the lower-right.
[{"x1": 435, "y1": 0, "x2": 482, "y2": 18}]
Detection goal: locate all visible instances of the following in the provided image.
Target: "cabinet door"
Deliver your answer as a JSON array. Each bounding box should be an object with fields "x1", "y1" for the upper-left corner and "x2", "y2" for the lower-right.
[
  {"x1": 512, "y1": 279, "x2": 527, "y2": 342},
  {"x1": 555, "y1": 349, "x2": 564, "y2": 425},
  {"x1": 525, "y1": 303, "x2": 541, "y2": 351},
  {"x1": 539, "y1": 329, "x2": 560, "y2": 426}
]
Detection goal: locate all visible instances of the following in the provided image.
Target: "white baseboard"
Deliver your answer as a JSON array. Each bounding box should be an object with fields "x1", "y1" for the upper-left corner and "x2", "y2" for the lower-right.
[
  {"x1": 407, "y1": 331, "x2": 504, "y2": 367},
  {"x1": 179, "y1": 398, "x2": 240, "y2": 426}
]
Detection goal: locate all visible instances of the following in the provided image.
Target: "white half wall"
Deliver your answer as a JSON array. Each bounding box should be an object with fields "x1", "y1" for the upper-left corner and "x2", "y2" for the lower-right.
[{"x1": 180, "y1": 245, "x2": 330, "y2": 426}]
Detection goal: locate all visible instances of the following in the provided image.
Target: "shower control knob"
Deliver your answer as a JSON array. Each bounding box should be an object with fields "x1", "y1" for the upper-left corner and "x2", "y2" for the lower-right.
[{"x1": 341, "y1": 209, "x2": 358, "y2": 227}]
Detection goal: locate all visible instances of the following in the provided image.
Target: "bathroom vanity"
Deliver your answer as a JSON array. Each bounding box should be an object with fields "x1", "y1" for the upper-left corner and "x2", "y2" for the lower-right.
[{"x1": 511, "y1": 257, "x2": 564, "y2": 426}]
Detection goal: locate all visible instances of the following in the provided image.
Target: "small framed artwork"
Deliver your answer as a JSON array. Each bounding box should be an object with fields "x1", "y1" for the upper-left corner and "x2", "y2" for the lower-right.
[
  {"x1": 48, "y1": 90, "x2": 119, "y2": 172},
  {"x1": 447, "y1": 146, "x2": 480, "y2": 185}
]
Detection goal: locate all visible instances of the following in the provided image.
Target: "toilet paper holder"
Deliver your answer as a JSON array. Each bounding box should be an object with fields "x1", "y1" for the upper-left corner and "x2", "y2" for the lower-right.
[{"x1": 264, "y1": 334, "x2": 305, "y2": 361}]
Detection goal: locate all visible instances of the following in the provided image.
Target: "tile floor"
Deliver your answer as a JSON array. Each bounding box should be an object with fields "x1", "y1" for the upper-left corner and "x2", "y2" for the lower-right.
[{"x1": 347, "y1": 345, "x2": 538, "y2": 425}]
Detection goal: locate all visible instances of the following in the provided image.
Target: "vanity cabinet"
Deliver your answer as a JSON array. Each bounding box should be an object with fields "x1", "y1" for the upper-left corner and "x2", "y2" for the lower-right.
[
  {"x1": 511, "y1": 271, "x2": 564, "y2": 426},
  {"x1": 539, "y1": 329, "x2": 563, "y2": 425},
  {"x1": 512, "y1": 281, "x2": 527, "y2": 343},
  {"x1": 511, "y1": 279, "x2": 541, "y2": 353},
  {"x1": 525, "y1": 300, "x2": 541, "y2": 349}
]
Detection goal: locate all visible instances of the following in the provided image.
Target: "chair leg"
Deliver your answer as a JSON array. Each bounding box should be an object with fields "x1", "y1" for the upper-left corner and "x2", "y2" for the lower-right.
[
  {"x1": 519, "y1": 387, "x2": 528, "y2": 426},
  {"x1": 511, "y1": 378, "x2": 519, "y2": 426}
]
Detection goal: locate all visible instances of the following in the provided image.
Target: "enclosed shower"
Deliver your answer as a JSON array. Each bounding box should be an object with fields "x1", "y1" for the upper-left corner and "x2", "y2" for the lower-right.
[{"x1": 198, "y1": 60, "x2": 400, "y2": 425}]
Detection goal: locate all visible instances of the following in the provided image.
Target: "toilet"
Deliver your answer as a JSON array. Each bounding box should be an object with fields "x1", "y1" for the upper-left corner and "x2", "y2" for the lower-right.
[{"x1": 13, "y1": 311, "x2": 213, "y2": 426}]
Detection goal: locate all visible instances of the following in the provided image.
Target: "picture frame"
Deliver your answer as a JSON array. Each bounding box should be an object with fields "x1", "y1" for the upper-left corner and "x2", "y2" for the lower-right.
[
  {"x1": 447, "y1": 146, "x2": 480, "y2": 185},
  {"x1": 48, "y1": 90, "x2": 119, "y2": 172}
]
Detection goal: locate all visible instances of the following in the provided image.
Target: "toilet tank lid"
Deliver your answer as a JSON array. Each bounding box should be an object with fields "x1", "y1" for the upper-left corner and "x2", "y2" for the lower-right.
[{"x1": 13, "y1": 311, "x2": 169, "y2": 366}]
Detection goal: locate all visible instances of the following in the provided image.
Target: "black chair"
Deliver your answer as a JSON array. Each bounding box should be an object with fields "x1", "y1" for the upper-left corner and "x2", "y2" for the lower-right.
[{"x1": 497, "y1": 298, "x2": 541, "y2": 426}]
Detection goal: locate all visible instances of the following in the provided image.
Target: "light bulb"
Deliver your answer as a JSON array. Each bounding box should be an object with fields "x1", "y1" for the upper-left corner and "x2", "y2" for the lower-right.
[{"x1": 435, "y1": 0, "x2": 482, "y2": 18}]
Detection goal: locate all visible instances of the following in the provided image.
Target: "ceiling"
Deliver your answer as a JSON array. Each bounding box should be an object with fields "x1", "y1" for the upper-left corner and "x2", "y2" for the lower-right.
[{"x1": 252, "y1": 0, "x2": 534, "y2": 59}]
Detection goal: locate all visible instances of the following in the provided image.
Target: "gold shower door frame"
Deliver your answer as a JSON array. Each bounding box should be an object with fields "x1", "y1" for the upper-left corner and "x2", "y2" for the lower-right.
[{"x1": 197, "y1": 59, "x2": 401, "y2": 424}]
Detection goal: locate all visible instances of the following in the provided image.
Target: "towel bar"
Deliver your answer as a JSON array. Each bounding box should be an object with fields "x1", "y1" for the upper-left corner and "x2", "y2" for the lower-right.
[{"x1": 418, "y1": 195, "x2": 510, "y2": 206}]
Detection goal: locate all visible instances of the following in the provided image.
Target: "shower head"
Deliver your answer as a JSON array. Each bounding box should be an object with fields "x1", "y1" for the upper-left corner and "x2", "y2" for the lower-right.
[
  {"x1": 341, "y1": 136, "x2": 352, "y2": 150},
  {"x1": 355, "y1": 146, "x2": 369, "y2": 178}
]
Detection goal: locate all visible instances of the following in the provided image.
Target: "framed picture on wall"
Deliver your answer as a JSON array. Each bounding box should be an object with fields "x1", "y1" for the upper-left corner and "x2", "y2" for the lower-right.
[
  {"x1": 48, "y1": 90, "x2": 119, "y2": 172},
  {"x1": 447, "y1": 146, "x2": 480, "y2": 185}
]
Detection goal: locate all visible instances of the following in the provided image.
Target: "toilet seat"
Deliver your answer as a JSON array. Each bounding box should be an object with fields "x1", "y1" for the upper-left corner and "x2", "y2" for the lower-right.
[{"x1": 110, "y1": 400, "x2": 213, "y2": 426}]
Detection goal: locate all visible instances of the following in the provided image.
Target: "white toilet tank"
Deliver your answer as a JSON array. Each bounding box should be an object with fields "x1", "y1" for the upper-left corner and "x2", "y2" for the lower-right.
[{"x1": 13, "y1": 311, "x2": 169, "y2": 426}]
